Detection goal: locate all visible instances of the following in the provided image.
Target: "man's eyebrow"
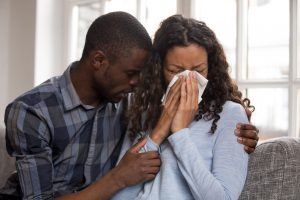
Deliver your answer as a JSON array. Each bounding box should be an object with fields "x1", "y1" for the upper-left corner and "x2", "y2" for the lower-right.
[{"x1": 126, "y1": 69, "x2": 141, "y2": 73}]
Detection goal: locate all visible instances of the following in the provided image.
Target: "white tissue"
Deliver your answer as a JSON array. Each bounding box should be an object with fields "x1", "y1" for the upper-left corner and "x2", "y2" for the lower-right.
[{"x1": 161, "y1": 70, "x2": 208, "y2": 105}]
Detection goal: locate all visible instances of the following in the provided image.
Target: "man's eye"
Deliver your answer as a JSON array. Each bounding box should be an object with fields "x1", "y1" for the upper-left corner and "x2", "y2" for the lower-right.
[{"x1": 126, "y1": 72, "x2": 139, "y2": 77}]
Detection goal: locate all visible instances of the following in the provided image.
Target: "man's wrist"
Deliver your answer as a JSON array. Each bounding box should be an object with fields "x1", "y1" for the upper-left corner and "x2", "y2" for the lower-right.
[{"x1": 108, "y1": 167, "x2": 126, "y2": 190}]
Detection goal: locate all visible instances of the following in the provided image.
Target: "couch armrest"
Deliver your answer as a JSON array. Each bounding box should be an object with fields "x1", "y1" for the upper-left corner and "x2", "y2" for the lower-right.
[
  {"x1": 0, "y1": 122, "x2": 16, "y2": 188},
  {"x1": 239, "y1": 137, "x2": 300, "y2": 200}
]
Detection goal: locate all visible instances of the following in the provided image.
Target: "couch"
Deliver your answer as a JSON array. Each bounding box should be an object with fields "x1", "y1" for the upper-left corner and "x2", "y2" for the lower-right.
[
  {"x1": 239, "y1": 137, "x2": 300, "y2": 200},
  {"x1": 0, "y1": 123, "x2": 300, "y2": 199},
  {"x1": 0, "y1": 122, "x2": 15, "y2": 188}
]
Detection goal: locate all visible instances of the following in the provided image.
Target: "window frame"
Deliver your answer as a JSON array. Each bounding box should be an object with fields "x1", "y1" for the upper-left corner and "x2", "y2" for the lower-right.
[{"x1": 64, "y1": 0, "x2": 300, "y2": 138}]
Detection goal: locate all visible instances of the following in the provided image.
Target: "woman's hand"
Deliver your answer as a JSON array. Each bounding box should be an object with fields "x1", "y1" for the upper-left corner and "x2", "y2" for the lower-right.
[
  {"x1": 150, "y1": 77, "x2": 183, "y2": 145},
  {"x1": 171, "y1": 72, "x2": 199, "y2": 133}
]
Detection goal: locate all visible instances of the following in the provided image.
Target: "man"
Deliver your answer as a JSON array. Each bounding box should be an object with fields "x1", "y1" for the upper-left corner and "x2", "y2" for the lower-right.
[{"x1": 0, "y1": 12, "x2": 258, "y2": 200}]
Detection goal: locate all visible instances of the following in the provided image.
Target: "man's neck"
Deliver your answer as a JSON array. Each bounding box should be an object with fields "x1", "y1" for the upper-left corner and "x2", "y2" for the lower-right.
[{"x1": 70, "y1": 61, "x2": 103, "y2": 107}]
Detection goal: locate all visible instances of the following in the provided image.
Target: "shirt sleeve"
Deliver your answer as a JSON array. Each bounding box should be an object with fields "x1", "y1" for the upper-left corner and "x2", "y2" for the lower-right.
[
  {"x1": 167, "y1": 104, "x2": 249, "y2": 200},
  {"x1": 112, "y1": 132, "x2": 160, "y2": 200},
  {"x1": 5, "y1": 102, "x2": 54, "y2": 199}
]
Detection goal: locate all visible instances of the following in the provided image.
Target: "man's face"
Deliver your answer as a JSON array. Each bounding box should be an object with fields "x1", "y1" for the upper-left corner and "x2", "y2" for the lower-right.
[{"x1": 94, "y1": 47, "x2": 149, "y2": 103}]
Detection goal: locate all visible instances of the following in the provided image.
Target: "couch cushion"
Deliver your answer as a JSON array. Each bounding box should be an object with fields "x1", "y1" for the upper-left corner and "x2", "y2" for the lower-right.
[
  {"x1": 0, "y1": 122, "x2": 16, "y2": 188},
  {"x1": 239, "y1": 137, "x2": 300, "y2": 200}
]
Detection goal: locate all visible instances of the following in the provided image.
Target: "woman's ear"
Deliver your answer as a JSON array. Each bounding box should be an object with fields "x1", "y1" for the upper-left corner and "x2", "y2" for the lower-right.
[{"x1": 90, "y1": 50, "x2": 109, "y2": 71}]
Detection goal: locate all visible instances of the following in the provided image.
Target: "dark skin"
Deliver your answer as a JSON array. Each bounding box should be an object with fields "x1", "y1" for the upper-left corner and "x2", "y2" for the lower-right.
[
  {"x1": 235, "y1": 123, "x2": 259, "y2": 153},
  {"x1": 55, "y1": 49, "x2": 161, "y2": 200},
  {"x1": 236, "y1": 105, "x2": 259, "y2": 153},
  {"x1": 56, "y1": 48, "x2": 258, "y2": 199}
]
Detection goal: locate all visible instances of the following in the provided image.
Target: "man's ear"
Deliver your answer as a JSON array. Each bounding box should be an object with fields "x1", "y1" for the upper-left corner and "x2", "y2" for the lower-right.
[{"x1": 90, "y1": 50, "x2": 109, "y2": 71}]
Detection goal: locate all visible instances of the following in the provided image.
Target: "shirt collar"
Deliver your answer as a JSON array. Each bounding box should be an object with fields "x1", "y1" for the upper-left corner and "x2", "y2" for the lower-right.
[{"x1": 59, "y1": 62, "x2": 120, "y2": 111}]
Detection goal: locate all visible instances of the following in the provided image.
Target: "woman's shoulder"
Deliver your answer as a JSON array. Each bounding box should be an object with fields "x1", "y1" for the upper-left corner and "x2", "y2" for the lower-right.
[
  {"x1": 219, "y1": 101, "x2": 248, "y2": 122},
  {"x1": 222, "y1": 101, "x2": 245, "y2": 113}
]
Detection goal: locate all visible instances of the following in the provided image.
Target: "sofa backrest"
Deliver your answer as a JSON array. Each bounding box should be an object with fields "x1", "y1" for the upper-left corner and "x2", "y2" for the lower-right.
[
  {"x1": 239, "y1": 137, "x2": 300, "y2": 200},
  {"x1": 0, "y1": 122, "x2": 15, "y2": 188}
]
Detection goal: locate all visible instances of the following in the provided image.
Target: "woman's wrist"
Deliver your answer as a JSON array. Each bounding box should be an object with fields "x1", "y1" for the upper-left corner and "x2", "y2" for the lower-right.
[{"x1": 149, "y1": 129, "x2": 168, "y2": 145}]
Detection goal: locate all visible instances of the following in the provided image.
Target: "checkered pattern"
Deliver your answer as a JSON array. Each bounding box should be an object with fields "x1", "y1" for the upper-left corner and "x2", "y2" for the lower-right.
[{"x1": 1, "y1": 63, "x2": 125, "y2": 199}]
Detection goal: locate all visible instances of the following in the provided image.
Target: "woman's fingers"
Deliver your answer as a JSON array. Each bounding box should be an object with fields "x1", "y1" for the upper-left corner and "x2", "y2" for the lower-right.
[
  {"x1": 190, "y1": 72, "x2": 199, "y2": 107},
  {"x1": 186, "y1": 74, "x2": 192, "y2": 106},
  {"x1": 180, "y1": 76, "x2": 187, "y2": 105},
  {"x1": 165, "y1": 77, "x2": 182, "y2": 106},
  {"x1": 184, "y1": 72, "x2": 199, "y2": 111}
]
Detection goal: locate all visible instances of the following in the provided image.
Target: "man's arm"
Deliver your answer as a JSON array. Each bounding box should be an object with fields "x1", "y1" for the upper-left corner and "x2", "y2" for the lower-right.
[
  {"x1": 5, "y1": 102, "x2": 160, "y2": 200},
  {"x1": 56, "y1": 138, "x2": 161, "y2": 200}
]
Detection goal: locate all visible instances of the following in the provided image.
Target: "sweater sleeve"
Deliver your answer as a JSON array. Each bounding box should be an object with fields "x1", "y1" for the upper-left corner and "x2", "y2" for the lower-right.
[
  {"x1": 167, "y1": 103, "x2": 249, "y2": 200},
  {"x1": 116, "y1": 132, "x2": 160, "y2": 165},
  {"x1": 111, "y1": 133, "x2": 160, "y2": 200}
]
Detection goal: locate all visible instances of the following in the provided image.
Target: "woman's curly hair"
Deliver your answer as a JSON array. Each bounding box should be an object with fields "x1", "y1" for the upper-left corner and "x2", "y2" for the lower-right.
[{"x1": 126, "y1": 15, "x2": 253, "y2": 139}]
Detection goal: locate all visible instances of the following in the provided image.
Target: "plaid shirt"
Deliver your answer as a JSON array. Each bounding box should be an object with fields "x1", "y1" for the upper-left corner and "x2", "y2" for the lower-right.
[{"x1": 3, "y1": 63, "x2": 125, "y2": 199}]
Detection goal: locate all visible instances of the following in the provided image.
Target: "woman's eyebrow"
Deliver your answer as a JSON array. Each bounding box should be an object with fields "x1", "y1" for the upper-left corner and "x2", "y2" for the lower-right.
[
  {"x1": 191, "y1": 63, "x2": 208, "y2": 70},
  {"x1": 169, "y1": 63, "x2": 207, "y2": 69},
  {"x1": 168, "y1": 64, "x2": 184, "y2": 69}
]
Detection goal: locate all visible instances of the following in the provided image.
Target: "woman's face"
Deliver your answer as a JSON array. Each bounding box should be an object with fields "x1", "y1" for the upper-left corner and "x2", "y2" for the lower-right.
[{"x1": 163, "y1": 44, "x2": 208, "y2": 85}]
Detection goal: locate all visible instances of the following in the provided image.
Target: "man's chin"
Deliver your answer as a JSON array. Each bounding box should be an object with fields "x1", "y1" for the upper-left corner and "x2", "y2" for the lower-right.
[{"x1": 108, "y1": 93, "x2": 128, "y2": 103}]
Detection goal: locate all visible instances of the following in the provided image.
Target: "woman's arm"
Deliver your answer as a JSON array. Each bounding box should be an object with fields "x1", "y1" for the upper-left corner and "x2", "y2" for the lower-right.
[{"x1": 168, "y1": 104, "x2": 249, "y2": 200}]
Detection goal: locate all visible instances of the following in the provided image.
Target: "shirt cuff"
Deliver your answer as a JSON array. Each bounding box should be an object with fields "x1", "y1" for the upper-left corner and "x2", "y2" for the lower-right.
[{"x1": 141, "y1": 135, "x2": 161, "y2": 154}]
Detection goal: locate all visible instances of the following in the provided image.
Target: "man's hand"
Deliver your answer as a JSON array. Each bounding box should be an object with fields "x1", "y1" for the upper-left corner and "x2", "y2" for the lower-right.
[
  {"x1": 111, "y1": 138, "x2": 161, "y2": 188},
  {"x1": 235, "y1": 123, "x2": 259, "y2": 154}
]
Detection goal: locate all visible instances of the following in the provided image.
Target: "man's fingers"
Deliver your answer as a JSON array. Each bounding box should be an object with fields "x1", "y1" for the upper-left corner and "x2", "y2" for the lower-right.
[
  {"x1": 144, "y1": 174, "x2": 156, "y2": 181},
  {"x1": 244, "y1": 146, "x2": 255, "y2": 154},
  {"x1": 129, "y1": 138, "x2": 147, "y2": 153},
  {"x1": 235, "y1": 128, "x2": 259, "y2": 141},
  {"x1": 139, "y1": 151, "x2": 160, "y2": 160},
  {"x1": 236, "y1": 123, "x2": 259, "y2": 133},
  {"x1": 146, "y1": 166, "x2": 160, "y2": 174},
  {"x1": 237, "y1": 137, "x2": 258, "y2": 149}
]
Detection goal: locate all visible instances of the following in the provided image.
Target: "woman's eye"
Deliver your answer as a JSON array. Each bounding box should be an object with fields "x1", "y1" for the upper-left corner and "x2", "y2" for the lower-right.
[{"x1": 168, "y1": 69, "x2": 181, "y2": 74}]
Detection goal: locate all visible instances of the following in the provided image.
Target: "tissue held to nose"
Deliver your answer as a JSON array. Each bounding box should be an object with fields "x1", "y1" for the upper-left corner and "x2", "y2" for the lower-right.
[{"x1": 161, "y1": 70, "x2": 208, "y2": 105}]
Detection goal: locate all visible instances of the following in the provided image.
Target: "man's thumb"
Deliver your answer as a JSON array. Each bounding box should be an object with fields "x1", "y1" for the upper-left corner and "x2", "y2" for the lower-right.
[{"x1": 130, "y1": 138, "x2": 147, "y2": 153}]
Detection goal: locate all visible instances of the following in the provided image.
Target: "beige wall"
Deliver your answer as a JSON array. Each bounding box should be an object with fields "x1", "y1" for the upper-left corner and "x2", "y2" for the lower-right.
[
  {"x1": 0, "y1": 0, "x2": 36, "y2": 120},
  {"x1": 0, "y1": 0, "x2": 66, "y2": 121},
  {"x1": 0, "y1": 0, "x2": 10, "y2": 122}
]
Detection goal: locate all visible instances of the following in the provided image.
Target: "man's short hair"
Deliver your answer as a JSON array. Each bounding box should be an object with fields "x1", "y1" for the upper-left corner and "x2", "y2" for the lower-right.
[{"x1": 81, "y1": 11, "x2": 152, "y2": 62}]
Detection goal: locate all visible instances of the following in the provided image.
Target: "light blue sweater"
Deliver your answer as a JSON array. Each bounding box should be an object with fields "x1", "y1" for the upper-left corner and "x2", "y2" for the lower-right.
[{"x1": 111, "y1": 101, "x2": 249, "y2": 200}]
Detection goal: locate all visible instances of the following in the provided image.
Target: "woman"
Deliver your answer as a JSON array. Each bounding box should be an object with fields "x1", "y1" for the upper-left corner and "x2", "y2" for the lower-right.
[{"x1": 112, "y1": 15, "x2": 252, "y2": 200}]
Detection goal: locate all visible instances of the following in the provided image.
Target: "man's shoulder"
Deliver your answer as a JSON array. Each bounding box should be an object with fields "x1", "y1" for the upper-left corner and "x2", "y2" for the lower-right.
[{"x1": 10, "y1": 76, "x2": 62, "y2": 109}]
